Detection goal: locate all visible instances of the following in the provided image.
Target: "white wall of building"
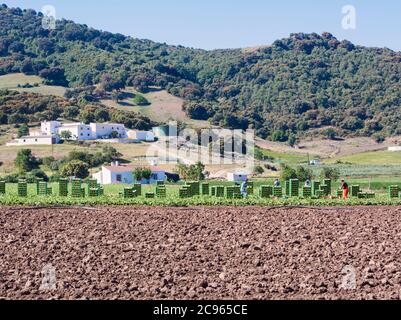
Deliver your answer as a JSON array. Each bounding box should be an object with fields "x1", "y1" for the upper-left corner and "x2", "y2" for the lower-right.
[
  {"x1": 128, "y1": 130, "x2": 155, "y2": 142},
  {"x1": 6, "y1": 135, "x2": 57, "y2": 146},
  {"x1": 90, "y1": 123, "x2": 128, "y2": 139},
  {"x1": 227, "y1": 172, "x2": 249, "y2": 183},
  {"x1": 41, "y1": 121, "x2": 62, "y2": 135},
  {"x1": 93, "y1": 166, "x2": 167, "y2": 185}
]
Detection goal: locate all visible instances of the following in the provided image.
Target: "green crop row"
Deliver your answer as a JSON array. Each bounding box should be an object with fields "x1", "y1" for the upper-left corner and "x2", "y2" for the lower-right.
[{"x1": 1, "y1": 193, "x2": 401, "y2": 207}]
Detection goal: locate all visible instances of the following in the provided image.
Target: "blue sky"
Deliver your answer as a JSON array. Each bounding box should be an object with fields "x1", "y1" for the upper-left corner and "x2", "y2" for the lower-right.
[{"x1": 3, "y1": 0, "x2": 401, "y2": 51}]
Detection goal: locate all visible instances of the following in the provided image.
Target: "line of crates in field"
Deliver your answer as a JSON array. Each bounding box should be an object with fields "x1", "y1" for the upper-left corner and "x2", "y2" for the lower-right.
[
  {"x1": 1, "y1": 178, "x2": 399, "y2": 200},
  {"x1": 0, "y1": 178, "x2": 104, "y2": 198}
]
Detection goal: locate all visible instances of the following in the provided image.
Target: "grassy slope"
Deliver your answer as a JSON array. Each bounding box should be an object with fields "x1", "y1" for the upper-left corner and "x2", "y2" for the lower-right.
[
  {"x1": 326, "y1": 151, "x2": 401, "y2": 165},
  {"x1": 0, "y1": 73, "x2": 67, "y2": 97},
  {"x1": 100, "y1": 87, "x2": 210, "y2": 129}
]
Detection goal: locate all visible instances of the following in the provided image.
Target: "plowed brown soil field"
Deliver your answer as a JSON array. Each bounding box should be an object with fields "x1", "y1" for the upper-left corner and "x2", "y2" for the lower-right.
[{"x1": 1, "y1": 206, "x2": 401, "y2": 300}]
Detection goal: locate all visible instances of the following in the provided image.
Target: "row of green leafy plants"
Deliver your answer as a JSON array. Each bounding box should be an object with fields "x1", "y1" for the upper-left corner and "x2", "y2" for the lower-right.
[{"x1": 1, "y1": 185, "x2": 401, "y2": 207}]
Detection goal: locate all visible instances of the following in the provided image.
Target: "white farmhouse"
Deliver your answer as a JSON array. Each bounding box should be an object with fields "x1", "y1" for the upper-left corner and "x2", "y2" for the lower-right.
[
  {"x1": 93, "y1": 162, "x2": 167, "y2": 185},
  {"x1": 6, "y1": 135, "x2": 59, "y2": 146},
  {"x1": 41, "y1": 121, "x2": 128, "y2": 141}
]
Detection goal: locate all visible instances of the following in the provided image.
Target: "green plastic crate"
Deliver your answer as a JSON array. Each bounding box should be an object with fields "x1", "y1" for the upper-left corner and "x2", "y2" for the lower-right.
[
  {"x1": 59, "y1": 178, "x2": 69, "y2": 197},
  {"x1": 312, "y1": 181, "x2": 320, "y2": 196},
  {"x1": 201, "y1": 183, "x2": 210, "y2": 196},
  {"x1": 123, "y1": 187, "x2": 134, "y2": 199},
  {"x1": 289, "y1": 179, "x2": 299, "y2": 197},
  {"x1": 285, "y1": 180, "x2": 290, "y2": 196},
  {"x1": 18, "y1": 180, "x2": 28, "y2": 197},
  {"x1": 0, "y1": 181, "x2": 5, "y2": 194},
  {"x1": 273, "y1": 187, "x2": 283, "y2": 198},
  {"x1": 302, "y1": 186, "x2": 312, "y2": 198},
  {"x1": 324, "y1": 179, "x2": 332, "y2": 195},
  {"x1": 259, "y1": 185, "x2": 273, "y2": 198},
  {"x1": 156, "y1": 185, "x2": 167, "y2": 198},
  {"x1": 350, "y1": 185, "x2": 360, "y2": 197},
  {"x1": 388, "y1": 186, "x2": 399, "y2": 199}
]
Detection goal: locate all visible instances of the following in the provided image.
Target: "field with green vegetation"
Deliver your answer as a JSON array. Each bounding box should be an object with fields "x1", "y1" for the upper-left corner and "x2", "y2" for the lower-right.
[
  {"x1": 1, "y1": 178, "x2": 401, "y2": 207},
  {"x1": 326, "y1": 151, "x2": 401, "y2": 165}
]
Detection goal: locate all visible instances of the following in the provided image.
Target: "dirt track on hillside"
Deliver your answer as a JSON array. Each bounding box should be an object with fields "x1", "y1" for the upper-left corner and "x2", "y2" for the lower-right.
[{"x1": 1, "y1": 206, "x2": 401, "y2": 300}]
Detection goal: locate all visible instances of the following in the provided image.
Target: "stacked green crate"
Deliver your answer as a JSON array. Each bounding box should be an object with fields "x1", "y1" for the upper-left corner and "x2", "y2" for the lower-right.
[
  {"x1": 89, "y1": 188, "x2": 99, "y2": 197},
  {"x1": 350, "y1": 185, "x2": 360, "y2": 197},
  {"x1": 18, "y1": 179, "x2": 28, "y2": 197},
  {"x1": 226, "y1": 186, "x2": 235, "y2": 199},
  {"x1": 59, "y1": 178, "x2": 69, "y2": 197},
  {"x1": 123, "y1": 187, "x2": 134, "y2": 199},
  {"x1": 289, "y1": 179, "x2": 299, "y2": 197},
  {"x1": 285, "y1": 180, "x2": 290, "y2": 196},
  {"x1": 324, "y1": 179, "x2": 332, "y2": 195},
  {"x1": 302, "y1": 186, "x2": 312, "y2": 198},
  {"x1": 319, "y1": 184, "x2": 330, "y2": 196},
  {"x1": 179, "y1": 185, "x2": 191, "y2": 198},
  {"x1": 259, "y1": 186, "x2": 273, "y2": 198},
  {"x1": 133, "y1": 184, "x2": 142, "y2": 197},
  {"x1": 215, "y1": 186, "x2": 225, "y2": 198},
  {"x1": 366, "y1": 192, "x2": 376, "y2": 199},
  {"x1": 72, "y1": 179, "x2": 84, "y2": 198},
  {"x1": 337, "y1": 190, "x2": 343, "y2": 198},
  {"x1": 0, "y1": 181, "x2": 5, "y2": 194},
  {"x1": 87, "y1": 179, "x2": 98, "y2": 193},
  {"x1": 36, "y1": 178, "x2": 44, "y2": 195},
  {"x1": 188, "y1": 182, "x2": 200, "y2": 196},
  {"x1": 201, "y1": 183, "x2": 210, "y2": 196},
  {"x1": 388, "y1": 186, "x2": 399, "y2": 199},
  {"x1": 226, "y1": 186, "x2": 241, "y2": 199},
  {"x1": 37, "y1": 181, "x2": 48, "y2": 196},
  {"x1": 145, "y1": 192, "x2": 155, "y2": 199},
  {"x1": 156, "y1": 185, "x2": 166, "y2": 198},
  {"x1": 273, "y1": 187, "x2": 283, "y2": 198},
  {"x1": 316, "y1": 190, "x2": 326, "y2": 198},
  {"x1": 98, "y1": 186, "x2": 104, "y2": 196},
  {"x1": 210, "y1": 186, "x2": 217, "y2": 197},
  {"x1": 312, "y1": 181, "x2": 320, "y2": 196},
  {"x1": 157, "y1": 180, "x2": 165, "y2": 186}
]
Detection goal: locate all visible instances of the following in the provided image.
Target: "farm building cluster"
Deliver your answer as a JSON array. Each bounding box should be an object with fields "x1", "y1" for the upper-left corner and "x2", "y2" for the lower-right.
[{"x1": 6, "y1": 121, "x2": 162, "y2": 146}]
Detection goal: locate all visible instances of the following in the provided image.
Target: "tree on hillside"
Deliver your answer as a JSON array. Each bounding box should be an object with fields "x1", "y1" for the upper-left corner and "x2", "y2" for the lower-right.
[
  {"x1": 61, "y1": 160, "x2": 89, "y2": 179},
  {"x1": 132, "y1": 94, "x2": 150, "y2": 106},
  {"x1": 15, "y1": 149, "x2": 40, "y2": 172},
  {"x1": 39, "y1": 67, "x2": 68, "y2": 86},
  {"x1": 17, "y1": 124, "x2": 29, "y2": 138},
  {"x1": 325, "y1": 128, "x2": 337, "y2": 140}
]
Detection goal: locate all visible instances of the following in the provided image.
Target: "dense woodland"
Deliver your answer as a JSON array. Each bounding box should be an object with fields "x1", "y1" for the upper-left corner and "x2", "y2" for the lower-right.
[
  {"x1": 0, "y1": 90, "x2": 155, "y2": 130},
  {"x1": 1, "y1": 4, "x2": 401, "y2": 141}
]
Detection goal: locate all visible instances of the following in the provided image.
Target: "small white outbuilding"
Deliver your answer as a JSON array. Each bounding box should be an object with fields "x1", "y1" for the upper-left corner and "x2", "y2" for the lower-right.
[
  {"x1": 6, "y1": 135, "x2": 59, "y2": 146},
  {"x1": 227, "y1": 172, "x2": 249, "y2": 183}
]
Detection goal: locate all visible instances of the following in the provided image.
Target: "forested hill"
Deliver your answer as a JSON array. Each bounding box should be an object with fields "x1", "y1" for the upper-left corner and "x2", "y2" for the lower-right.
[{"x1": 1, "y1": 4, "x2": 401, "y2": 141}]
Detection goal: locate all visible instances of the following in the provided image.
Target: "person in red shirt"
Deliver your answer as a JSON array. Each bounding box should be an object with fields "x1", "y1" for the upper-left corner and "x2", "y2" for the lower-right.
[{"x1": 341, "y1": 179, "x2": 349, "y2": 199}]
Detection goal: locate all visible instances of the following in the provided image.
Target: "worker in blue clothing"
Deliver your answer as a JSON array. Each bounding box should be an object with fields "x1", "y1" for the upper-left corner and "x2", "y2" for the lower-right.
[{"x1": 241, "y1": 179, "x2": 248, "y2": 198}]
